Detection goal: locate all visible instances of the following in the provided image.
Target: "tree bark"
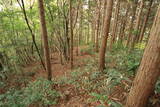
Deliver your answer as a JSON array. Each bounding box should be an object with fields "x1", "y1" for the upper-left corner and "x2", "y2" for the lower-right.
[
  {"x1": 69, "y1": 0, "x2": 74, "y2": 69},
  {"x1": 119, "y1": 4, "x2": 129, "y2": 43},
  {"x1": 110, "y1": 0, "x2": 120, "y2": 49},
  {"x1": 135, "y1": 0, "x2": 144, "y2": 42},
  {"x1": 78, "y1": 0, "x2": 83, "y2": 55},
  {"x1": 17, "y1": 0, "x2": 45, "y2": 70},
  {"x1": 126, "y1": 1, "x2": 138, "y2": 47},
  {"x1": 38, "y1": 0, "x2": 52, "y2": 81},
  {"x1": 126, "y1": 5, "x2": 160, "y2": 107},
  {"x1": 131, "y1": 0, "x2": 144, "y2": 48},
  {"x1": 101, "y1": 0, "x2": 107, "y2": 37},
  {"x1": 99, "y1": 0, "x2": 113, "y2": 71},
  {"x1": 95, "y1": 1, "x2": 101, "y2": 52},
  {"x1": 139, "y1": 0, "x2": 153, "y2": 42}
]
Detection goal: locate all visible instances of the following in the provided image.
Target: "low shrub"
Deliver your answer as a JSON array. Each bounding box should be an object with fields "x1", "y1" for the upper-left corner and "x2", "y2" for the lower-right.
[{"x1": 0, "y1": 78, "x2": 60, "y2": 107}]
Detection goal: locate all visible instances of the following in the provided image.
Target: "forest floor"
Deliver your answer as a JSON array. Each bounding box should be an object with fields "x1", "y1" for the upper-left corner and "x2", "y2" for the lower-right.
[
  {"x1": 24, "y1": 46, "x2": 160, "y2": 107},
  {"x1": 25, "y1": 46, "x2": 102, "y2": 107},
  {"x1": 25, "y1": 46, "x2": 93, "y2": 79},
  {"x1": 39, "y1": 47, "x2": 93, "y2": 79}
]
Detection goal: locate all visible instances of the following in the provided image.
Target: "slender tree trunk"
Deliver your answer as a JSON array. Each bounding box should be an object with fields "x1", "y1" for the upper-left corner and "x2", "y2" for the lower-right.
[
  {"x1": 110, "y1": 0, "x2": 120, "y2": 49},
  {"x1": 95, "y1": 1, "x2": 101, "y2": 52},
  {"x1": 131, "y1": 0, "x2": 144, "y2": 48},
  {"x1": 61, "y1": 0, "x2": 70, "y2": 61},
  {"x1": 79, "y1": 0, "x2": 83, "y2": 46},
  {"x1": 135, "y1": 0, "x2": 144, "y2": 42},
  {"x1": 76, "y1": 0, "x2": 83, "y2": 56},
  {"x1": 126, "y1": 1, "x2": 138, "y2": 47},
  {"x1": 87, "y1": 0, "x2": 91, "y2": 44},
  {"x1": 17, "y1": 0, "x2": 45, "y2": 70},
  {"x1": 118, "y1": 16, "x2": 124, "y2": 43},
  {"x1": 65, "y1": 20, "x2": 70, "y2": 61},
  {"x1": 139, "y1": 0, "x2": 153, "y2": 42},
  {"x1": 38, "y1": 0, "x2": 52, "y2": 81},
  {"x1": 91, "y1": 21, "x2": 96, "y2": 46},
  {"x1": 69, "y1": 0, "x2": 74, "y2": 69},
  {"x1": 92, "y1": 7, "x2": 96, "y2": 48},
  {"x1": 101, "y1": 0, "x2": 107, "y2": 39},
  {"x1": 119, "y1": 5, "x2": 129, "y2": 43},
  {"x1": 99, "y1": 0, "x2": 113, "y2": 71},
  {"x1": 126, "y1": 5, "x2": 160, "y2": 107}
]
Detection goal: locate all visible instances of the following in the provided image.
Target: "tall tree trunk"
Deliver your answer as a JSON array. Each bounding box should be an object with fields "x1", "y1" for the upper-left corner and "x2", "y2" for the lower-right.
[
  {"x1": 17, "y1": 0, "x2": 45, "y2": 70},
  {"x1": 126, "y1": 1, "x2": 138, "y2": 47},
  {"x1": 99, "y1": 0, "x2": 113, "y2": 71},
  {"x1": 135, "y1": 0, "x2": 144, "y2": 42},
  {"x1": 61, "y1": 0, "x2": 70, "y2": 61},
  {"x1": 119, "y1": 4, "x2": 129, "y2": 43},
  {"x1": 69, "y1": 0, "x2": 74, "y2": 69},
  {"x1": 101, "y1": 0, "x2": 107, "y2": 39},
  {"x1": 91, "y1": 21, "x2": 96, "y2": 46},
  {"x1": 65, "y1": 20, "x2": 70, "y2": 61},
  {"x1": 92, "y1": 7, "x2": 96, "y2": 48},
  {"x1": 95, "y1": 1, "x2": 101, "y2": 52},
  {"x1": 110, "y1": 0, "x2": 120, "y2": 49},
  {"x1": 126, "y1": 5, "x2": 160, "y2": 107},
  {"x1": 38, "y1": 0, "x2": 52, "y2": 81},
  {"x1": 131, "y1": 0, "x2": 144, "y2": 48},
  {"x1": 78, "y1": 0, "x2": 83, "y2": 55},
  {"x1": 139, "y1": 0, "x2": 153, "y2": 42}
]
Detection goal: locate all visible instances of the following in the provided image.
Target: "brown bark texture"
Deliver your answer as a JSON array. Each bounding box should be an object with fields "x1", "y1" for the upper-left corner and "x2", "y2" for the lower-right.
[
  {"x1": 99, "y1": 0, "x2": 113, "y2": 71},
  {"x1": 131, "y1": 0, "x2": 144, "y2": 47},
  {"x1": 126, "y1": 5, "x2": 160, "y2": 107},
  {"x1": 110, "y1": 0, "x2": 120, "y2": 49},
  {"x1": 139, "y1": 0, "x2": 153, "y2": 42},
  {"x1": 69, "y1": 0, "x2": 74, "y2": 69},
  {"x1": 126, "y1": 1, "x2": 138, "y2": 47},
  {"x1": 38, "y1": 0, "x2": 52, "y2": 81}
]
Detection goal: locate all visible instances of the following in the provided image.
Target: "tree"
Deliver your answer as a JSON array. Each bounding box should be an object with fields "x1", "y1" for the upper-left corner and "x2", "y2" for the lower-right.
[
  {"x1": 126, "y1": 5, "x2": 160, "y2": 107},
  {"x1": 134, "y1": 0, "x2": 144, "y2": 42},
  {"x1": 17, "y1": 0, "x2": 45, "y2": 69},
  {"x1": 118, "y1": 4, "x2": 129, "y2": 43},
  {"x1": 110, "y1": 0, "x2": 120, "y2": 49},
  {"x1": 69, "y1": 0, "x2": 74, "y2": 69},
  {"x1": 95, "y1": 0, "x2": 102, "y2": 52},
  {"x1": 139, "y1": 0, "x2": 153, "y2": 42},
  {"x1": 126, "y1": 0, "x2": 138, "y2": 47},
  {"x1": 38, "y1": 0, "x2": 52, "y2": 81},
  {"x1": 131, "y1": 0, "x2": 144, "y2": 48},
  {"x1": 101, "y1": 0, "x2": 107, "y2": 37},
  {"x1": 77, "y1": 0, "x2": 83, "y2": 56},
  {"x1": 99, "y1": 0, "x2": 113, "y2": 71}
]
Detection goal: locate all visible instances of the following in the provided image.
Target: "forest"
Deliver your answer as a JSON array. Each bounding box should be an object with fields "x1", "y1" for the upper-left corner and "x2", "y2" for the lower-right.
[{"x1": 0, "y1": 0, "x2": 160, "y2": 107}]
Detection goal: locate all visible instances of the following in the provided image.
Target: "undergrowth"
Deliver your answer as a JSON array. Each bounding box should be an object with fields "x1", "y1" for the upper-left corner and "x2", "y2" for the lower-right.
[
  {"x1": 55, "y1": 47, "x2": 143, "y2": 106},
  {"x1": 0, "y1": 78, "x2": 60, "y2": 107},
  {"x1": 1, "y1": 44, "x2": 160, "y2": 107}
]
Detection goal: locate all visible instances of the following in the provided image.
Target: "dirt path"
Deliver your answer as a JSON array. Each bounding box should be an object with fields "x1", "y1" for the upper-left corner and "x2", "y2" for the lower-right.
[
  {"x1": 24, "y1": 46, "x2": 97, "y2": 107},
  {"x1": 34, "y1": 46, "x2": 92, "y2": 79}
]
